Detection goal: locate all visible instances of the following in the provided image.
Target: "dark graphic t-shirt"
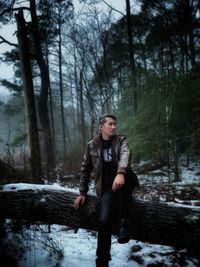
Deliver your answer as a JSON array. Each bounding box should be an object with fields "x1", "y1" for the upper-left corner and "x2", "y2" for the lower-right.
[{"x1": 102, "y1": 139, "x2": 117, "y2": 190}]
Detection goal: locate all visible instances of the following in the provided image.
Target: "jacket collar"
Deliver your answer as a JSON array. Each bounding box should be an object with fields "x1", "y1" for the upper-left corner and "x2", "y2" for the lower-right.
[{"x1": 93, "y1": 133, "x2": 118, "y2": 145}]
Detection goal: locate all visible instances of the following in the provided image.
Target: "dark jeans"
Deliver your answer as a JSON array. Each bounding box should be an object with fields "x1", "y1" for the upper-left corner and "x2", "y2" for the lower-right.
[{"x1": 96, "y1": 188, "x2": 132, "y2": 261}]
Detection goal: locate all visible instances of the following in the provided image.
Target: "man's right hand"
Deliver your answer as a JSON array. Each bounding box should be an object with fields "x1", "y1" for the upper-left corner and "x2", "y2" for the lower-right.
[{"x1": 74, "y1": 195, "x2": 86, "y2": 209}]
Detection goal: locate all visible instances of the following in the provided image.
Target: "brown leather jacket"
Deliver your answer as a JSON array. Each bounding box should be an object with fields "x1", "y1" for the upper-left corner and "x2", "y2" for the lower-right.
[{"x1": 79, "y1": 134, "x2": 131, "y2": 199}]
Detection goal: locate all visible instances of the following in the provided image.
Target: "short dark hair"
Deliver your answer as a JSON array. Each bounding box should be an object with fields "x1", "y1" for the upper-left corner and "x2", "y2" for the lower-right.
[{"x1": 99, "y1": 114, "x2": 117, "y2": 125}]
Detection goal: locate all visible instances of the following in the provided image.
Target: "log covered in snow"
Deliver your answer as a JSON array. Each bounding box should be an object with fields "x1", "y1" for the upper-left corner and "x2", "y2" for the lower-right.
[{"x1": 0, "y1": 183, "x2": 200, "y2": 254}]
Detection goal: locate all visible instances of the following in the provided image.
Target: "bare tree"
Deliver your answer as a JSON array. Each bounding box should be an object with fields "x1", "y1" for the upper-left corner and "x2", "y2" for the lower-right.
[{"x1": 15, "y1": 9, "x2": 43, "y2": 182}]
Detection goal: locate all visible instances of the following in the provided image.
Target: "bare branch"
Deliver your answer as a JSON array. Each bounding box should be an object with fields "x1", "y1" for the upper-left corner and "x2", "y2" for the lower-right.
[
  {"x1": 102, "y1": 0, "x2": 125, "y2": 17},
  {"x1": 0, "y1": 6, "x2": 30, "y2": 17},
  {"x1": 0, "y1": 35, "x2": 18, "y2": 47}
]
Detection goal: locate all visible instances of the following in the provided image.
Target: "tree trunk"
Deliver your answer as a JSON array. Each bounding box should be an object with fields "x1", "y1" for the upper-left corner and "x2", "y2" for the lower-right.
[
  {"x1": 184, "y1": 0, "x2": 196, "y2": 67},
  {"x1": 0, "y1": 184, "x2": 200, "y2": 254},
  {"x1": 172, "y1": 142, "x2": 181, "y2": 182},
  {"x1": 30, "y1": 0, "x2": 56, "y2": 179},
  {"x1": 15, "y1": 10, "x2": 43, "y2": 183},
  {"x1": 125, "y1": 0, "x2": 137, "y2": 113},
  {"x1": 58, "y1": 10, "x2": 67, "y2": 159},
  {"x1": 45, "y1": 44, "x2": 57, "y2": 161},
  {"x1": 79, "y1": 69, "x2": 86, "y2": 153}
]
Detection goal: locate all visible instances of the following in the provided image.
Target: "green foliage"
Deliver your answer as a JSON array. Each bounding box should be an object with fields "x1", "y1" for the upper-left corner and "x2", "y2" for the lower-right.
[
  {"x1": 117, "y1": 67, "x2": 200, "y2": 161},
  {"x1": 4, "y1": 102, "x2": 21, "y2": 116},
  {"x1": 185, "y1": 66, "x2": 200, "y2": 155},
  {"x1": 11, "y1": 133, "x2": 27, "y2": 147},
  {"x1": 0, "y1": 94, "x2": 26, "y2": 151},
  {"x1": 1, "y1": 79, "x2": 22, "y2": 93},
  {"x1": 0, "y1": 1, "x2": 15, "y2": 23},
  {"x1": 1, "y1": 0, "x2": 200, "y2": 168},
  {"x1": 37, "y1": 0, "x2": 73, "y2": 46}
]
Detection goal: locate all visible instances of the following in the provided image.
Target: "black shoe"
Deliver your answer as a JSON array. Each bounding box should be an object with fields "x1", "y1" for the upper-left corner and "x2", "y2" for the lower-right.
[
  {"x1": 117, "y1": 224, "x2": 131, "y2": 244},
  {"x1": 96, "y1": 258, "x2": 109, "y2": 267}
]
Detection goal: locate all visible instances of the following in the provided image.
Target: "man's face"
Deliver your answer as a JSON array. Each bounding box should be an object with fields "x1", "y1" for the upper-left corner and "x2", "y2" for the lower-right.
[{"x1": 100, "y1": 117, "x2": 117, "y2": 139}]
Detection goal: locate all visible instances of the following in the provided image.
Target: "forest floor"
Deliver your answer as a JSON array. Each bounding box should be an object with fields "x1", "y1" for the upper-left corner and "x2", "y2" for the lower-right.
[{"x1": 1, "y1": 158, "x2": 200, "y2": 267}]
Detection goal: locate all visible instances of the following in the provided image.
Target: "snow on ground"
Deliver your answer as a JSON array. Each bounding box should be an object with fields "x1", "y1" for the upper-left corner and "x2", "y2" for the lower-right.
[
  {"x1": 3, "y1": 223, "x2": 198, "y2": 267},
  {"x1": 1, "y1": 159, "x2": 200, "y2": 266}
]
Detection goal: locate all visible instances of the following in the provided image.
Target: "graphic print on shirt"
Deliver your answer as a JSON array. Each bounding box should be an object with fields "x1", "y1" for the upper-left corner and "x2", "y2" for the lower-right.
[{"x1": 103, "y1": 147, "x2": 112, "y2": 162}]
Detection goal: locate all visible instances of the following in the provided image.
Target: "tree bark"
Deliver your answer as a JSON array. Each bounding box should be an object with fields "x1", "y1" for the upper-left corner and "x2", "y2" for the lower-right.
[
  {"x1": 58, "y1": 8, "x2": 67, "y2": 159},
  {"x1": 125, "y1": 0, "x2": 137, "y2": 113},
  {"x1": 45, "y1": 44, "x2": 57, "y2": 161},
  {"x1": 15, "y1": 10, "x2": 43, "y2": 182},
  {"x1": 0, "y1": 184, "x2": 200, "y2": 254},
  {"x1": 184, "y1": 0, "x2": 196, "y2": 67},
  {"x1": 30, "y1": 0, "x2": 56, "y2": 179},
  {"x1": 79, "y1": 69, "x2": 86, "y2": 154}
]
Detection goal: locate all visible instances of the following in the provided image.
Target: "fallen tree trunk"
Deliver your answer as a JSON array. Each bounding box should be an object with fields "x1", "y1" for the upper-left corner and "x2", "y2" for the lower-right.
[{"x1": 0, "y1": 183, "x2": 200, "y2": 254}]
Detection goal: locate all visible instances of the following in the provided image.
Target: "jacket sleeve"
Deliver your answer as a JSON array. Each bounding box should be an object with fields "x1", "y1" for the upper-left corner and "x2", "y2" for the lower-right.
[
  {"x1": 79, "y1": 143, "x2": 93, "y2": 196},
  {"x1": 117, "y1": 136, "x2": 131, "y2": 174}
]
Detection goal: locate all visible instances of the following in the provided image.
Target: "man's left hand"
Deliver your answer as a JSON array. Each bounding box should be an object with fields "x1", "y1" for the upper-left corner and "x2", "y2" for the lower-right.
[{"x1": 112, "y1": 173, "x2": 125, "y2": 191}]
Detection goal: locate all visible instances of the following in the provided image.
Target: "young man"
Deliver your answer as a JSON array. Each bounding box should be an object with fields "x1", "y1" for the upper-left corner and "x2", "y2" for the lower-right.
[{"x1": 74, "y1": 114, "x2": 136, "y2": 267}]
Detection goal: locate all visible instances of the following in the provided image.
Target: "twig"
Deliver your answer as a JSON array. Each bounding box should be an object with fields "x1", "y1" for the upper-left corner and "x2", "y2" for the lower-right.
[
  {"x1": 0, "y1": 35, "x2": 17, "y2": 47},
  {"x1": 102, "y1": 0, "x2": 125, "y2": 17}
]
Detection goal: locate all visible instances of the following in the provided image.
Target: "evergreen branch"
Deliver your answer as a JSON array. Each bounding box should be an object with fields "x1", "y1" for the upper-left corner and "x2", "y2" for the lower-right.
[{"x1": 0, "y1": 79, "x2": 22, "y2": 92}]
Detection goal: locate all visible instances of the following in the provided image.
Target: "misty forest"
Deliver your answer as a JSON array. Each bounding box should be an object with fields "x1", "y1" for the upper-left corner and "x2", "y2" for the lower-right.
[{"x1": 0, "y1": 0, "x2": 200, "y2": 266}]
